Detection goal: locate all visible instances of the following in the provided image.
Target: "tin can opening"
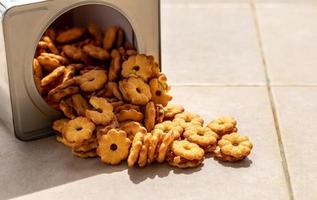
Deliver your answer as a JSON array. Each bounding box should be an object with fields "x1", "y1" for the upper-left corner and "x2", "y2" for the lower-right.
[{"x1": 32, "y1": 4, "x2": 137, "y2": 112}]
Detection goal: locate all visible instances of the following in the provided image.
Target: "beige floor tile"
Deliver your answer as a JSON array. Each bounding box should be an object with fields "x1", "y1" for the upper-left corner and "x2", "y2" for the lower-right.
[
  {"x1": 163, "y1": 0, "x2": 248, "y2": 5},
  {"x1": 161, "y1": 3, "x2": 265, "y2": 85},
  {"x1": 255, "y1": 0, "x2": 317, "y2": 3},
  {"x1": 255, "y1": 2, "x2": 317, "y2": 85},
  {"x1": 5, "y1": 86, "x2": 289, "y2": 200},
  {"x1": 272, "y1": 87, "x2": 317, "y2": 200}
]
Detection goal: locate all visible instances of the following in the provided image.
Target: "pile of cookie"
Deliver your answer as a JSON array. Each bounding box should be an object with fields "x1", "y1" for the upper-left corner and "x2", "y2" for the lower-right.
[{"x1": 33, "y1": 23, "x2": 253, "y2": 168}]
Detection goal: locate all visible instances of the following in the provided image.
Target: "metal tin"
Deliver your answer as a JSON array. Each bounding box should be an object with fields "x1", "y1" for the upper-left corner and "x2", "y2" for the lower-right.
[{"x1": 0, "y1": 0, "x2": 160, "y2": 140}]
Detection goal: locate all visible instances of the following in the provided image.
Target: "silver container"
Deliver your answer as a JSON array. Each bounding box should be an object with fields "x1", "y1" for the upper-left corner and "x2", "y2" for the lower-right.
[{"x1": 0, "y1": 0, "x2": 161, "y2": 140}]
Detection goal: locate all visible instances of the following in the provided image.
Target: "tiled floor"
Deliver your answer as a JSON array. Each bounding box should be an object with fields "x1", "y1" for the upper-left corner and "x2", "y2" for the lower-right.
[{"x1": 0, "y1": 0, "x2": 317, "y2": 199}]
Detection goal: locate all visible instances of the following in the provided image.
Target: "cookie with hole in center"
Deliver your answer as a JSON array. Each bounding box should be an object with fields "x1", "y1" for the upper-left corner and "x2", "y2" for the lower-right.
[
  {"x1": 207, "y1": 116, "x2": 237, "y2": 137},
  {"x1": 149, "y1": 74, "x2": 172, "y2": 107},
  {"x1": 76, "y1": 70, "x2": 107, "y2": 92},
  {"x1": 63, "y1": 117, "x2": 95, "y2": 146},
  {"x1": 183, "y1": 126, "x2": 218, "y2": 153},
  {"x1": 119, "y1": 77, "x2": 152, "y2": 105},
  {"x1": 121, "y1": 54, "x2": 158, "y2": 81},
  {"x1": 167, "y1": 140, "x2": 204, "y2": 168},
  {"x1": 97, "y1": 129, "x2": 131, "y2": 165},
  {"x1": 173, "y1": 112, "x2": 204, "y2": 129},
  {"x1": 213, "y1": 132, "x2": 253, "y2": 162},
  {"x1": 163, "y1": 104, "x2": 185, "y2": 120},
  {"x1": 85, "y1": 96, "x2": 115, "y2": 125}
]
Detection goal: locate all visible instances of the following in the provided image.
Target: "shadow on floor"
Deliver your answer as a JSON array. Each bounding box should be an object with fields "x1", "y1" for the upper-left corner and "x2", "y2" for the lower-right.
[
  {"x1": 127, "y1": 163, "x2": 203, "y2": 184},
  {"x1": 213, "y1": 157, "x2": 253, "y2": 168},
  {"x1": 0, "y1": 135, "x2": 126, "y2": 199},
  {"x1": 0, "y1": 134, "x2": 203, "y2": 199}
]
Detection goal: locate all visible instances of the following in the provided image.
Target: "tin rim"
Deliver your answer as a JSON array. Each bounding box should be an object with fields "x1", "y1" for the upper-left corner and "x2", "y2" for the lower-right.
[{"x1": 24, "y1": 1, "x2": 143, "y2": 117}]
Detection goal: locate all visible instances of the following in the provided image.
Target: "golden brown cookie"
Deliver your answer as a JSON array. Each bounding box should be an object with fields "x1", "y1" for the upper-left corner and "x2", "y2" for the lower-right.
[
  {"x1": 155, "y1": 104, "x2": 165, "y2": 124},
  {"x1": 96, "y1": 117, "x2": 119, "y2": 139},
  {"x1": 76, "y1": 70, "x2": 107, "y2": 92},
  {"x1": 119, "y1": 77, "x2": 152, "y2": 105},
  {"x1": 97, "y1": 129, "x2": 131, "y2": 165},
  {"x1": 183, "y1": 126, "x2": 218, "y2": 153},
  {"x1": 105, "y1": 82, "x2": 123, "y2": 100},
  {"x1": 37, "y1": 53, "x2": 66, "y2": 72},
  {"x1": 39, "y1": 36, "x2": 59, "y2": 54},
  {"x1": 163, "y1": 104, "x2": 185, "y2": 120},
  {"x1": 121, "y1": 54, "x2": 158, "y2": 81},
  {"x1": 40, "y1": 66, "x2": 65, "y2": 87},
  {"x1": 144, "y1": 101, "x2": 156, "y2": 131},
  {"x1": 83, "y1": 44, "x2": 110, "y2": 60},
  {"x1": 167, "y1": 152, "x2": 204, "y2": 169},
  {"x1": 71, "y1": 94, "x2": 90, "y2": 116},
  {"x1": 71, "y1": 136, "x2": 98, "y2": 158},
  {"x1": 115, "y1": 104, "x2": 140, "y2": 113},
  {"x1": 109, "y1": 100, "x2": 125, "y2": 109},
  {"x1": 207, "y1": 116, "x2": 237, "y2": 137},
  {"x1": 108, "y1": 55, "x2": 121, "y2": 81},
  {"x1": 59, "y1": 98, "x2": 76, "y2": 119},
  {"x1": 116, "y1": 109, "x2": 143, "y2": 122},
  {"x1": 85, "y1": 96, "x2": 115, "y2": 125},
  {"x1": 167, "y1": 140, "x2": 204, "y2": 168},
  {"x1": 138, "y1": 133, "x2": 151, "y2": 167},
  {"x1": 47, "y1": 80, "x2": 79, "y2": 103},
  {"x1": 147, "y1": 133, "x2": 159, "y2": 164},
  {"x1": 157, "y1": 131, "x2": 175, "y2": 163},
  {"x1": 62, "y1": 65, "x2": 75, "y2": 83},
  {"x1": 33, "y1": 58, "x2": 43, "y2": 78},
  {"x1": 154, "y1": 121, "x2": 183, "y2": 140},
  {"x1": 103, "y1": 26, "x2": 118, "y2": 50},
  {"x1": 173, "y1": 112, "x2": 204, "y2": 129},
  {"x1": 171, "y1": 140, "x2": 204, "y2": 161},
  {"x1": 149, "y1": 74, "x2": 172, "y2": 107},
  {"x1": 52, "y1": 118, "x2": 69, "y2": 135},
  {"x1": 62, "y1": 45, "x2": 84, "y2": 62},
  {"x1": 63, "y1": 117, "x2": 95, "y2": 145},
  {"x1": 73, "y1": 138, "x2": 98, "y2": 152},
  {"x1": 119, "y1": 121, "x2": 147, "y2": 141},
  {"x1": 56, "y1": 27, "x2": 85, "y2": 43},
  {"x1": 213, "y1": 132, "x2": 253, "y2": 162},
  {"x1": 127, "y1": 132, "x2": 144, "y2": 167}
]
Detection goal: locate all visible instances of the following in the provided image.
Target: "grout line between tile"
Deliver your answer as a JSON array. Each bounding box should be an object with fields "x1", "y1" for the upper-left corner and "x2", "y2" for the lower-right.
[
  {"x1": 271, "y1": 84, "x2": 317, "y2": 87},
  {"x1": 170, "y1": 83, "x2": 266, "y2": 87},
  {"x1": 170, "y1": 83, "x2": 317, "y2": 88},
  {"x1": 249, "y1": 1, "x2": 295, "y2": 200}
]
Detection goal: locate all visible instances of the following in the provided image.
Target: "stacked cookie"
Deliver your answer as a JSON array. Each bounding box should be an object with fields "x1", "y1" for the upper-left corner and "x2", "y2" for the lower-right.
[{"x1": 33, "y1": 23, "x2": 253, "y2": 168}]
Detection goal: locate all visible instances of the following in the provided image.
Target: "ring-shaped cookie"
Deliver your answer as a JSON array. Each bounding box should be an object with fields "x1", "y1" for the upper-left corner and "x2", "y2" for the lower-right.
[
  {"x1": 85, "y1": 96, "x2": 115, "y2": 125},
  {"x1": 217, "y1": 132, "x2": 252, "y2": 160},
  {"x1": 76, "y1": 70, "x2": 107, "y2": 92},
  {"x1": 119, "y1": 77, "x2": 152, "y2": 105},
  {"x1": 173, "y1": 112, "x2": 204, "y2": 129},
  {"x1": 207, "y1": 116, "x2": 237, "y2": 137},
  {"x1": 97, "y1": 129, "x2": 131, "y2": 165},
  {"x1": 63, "y1": 117, "x2": 95, "y2": 144}
]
